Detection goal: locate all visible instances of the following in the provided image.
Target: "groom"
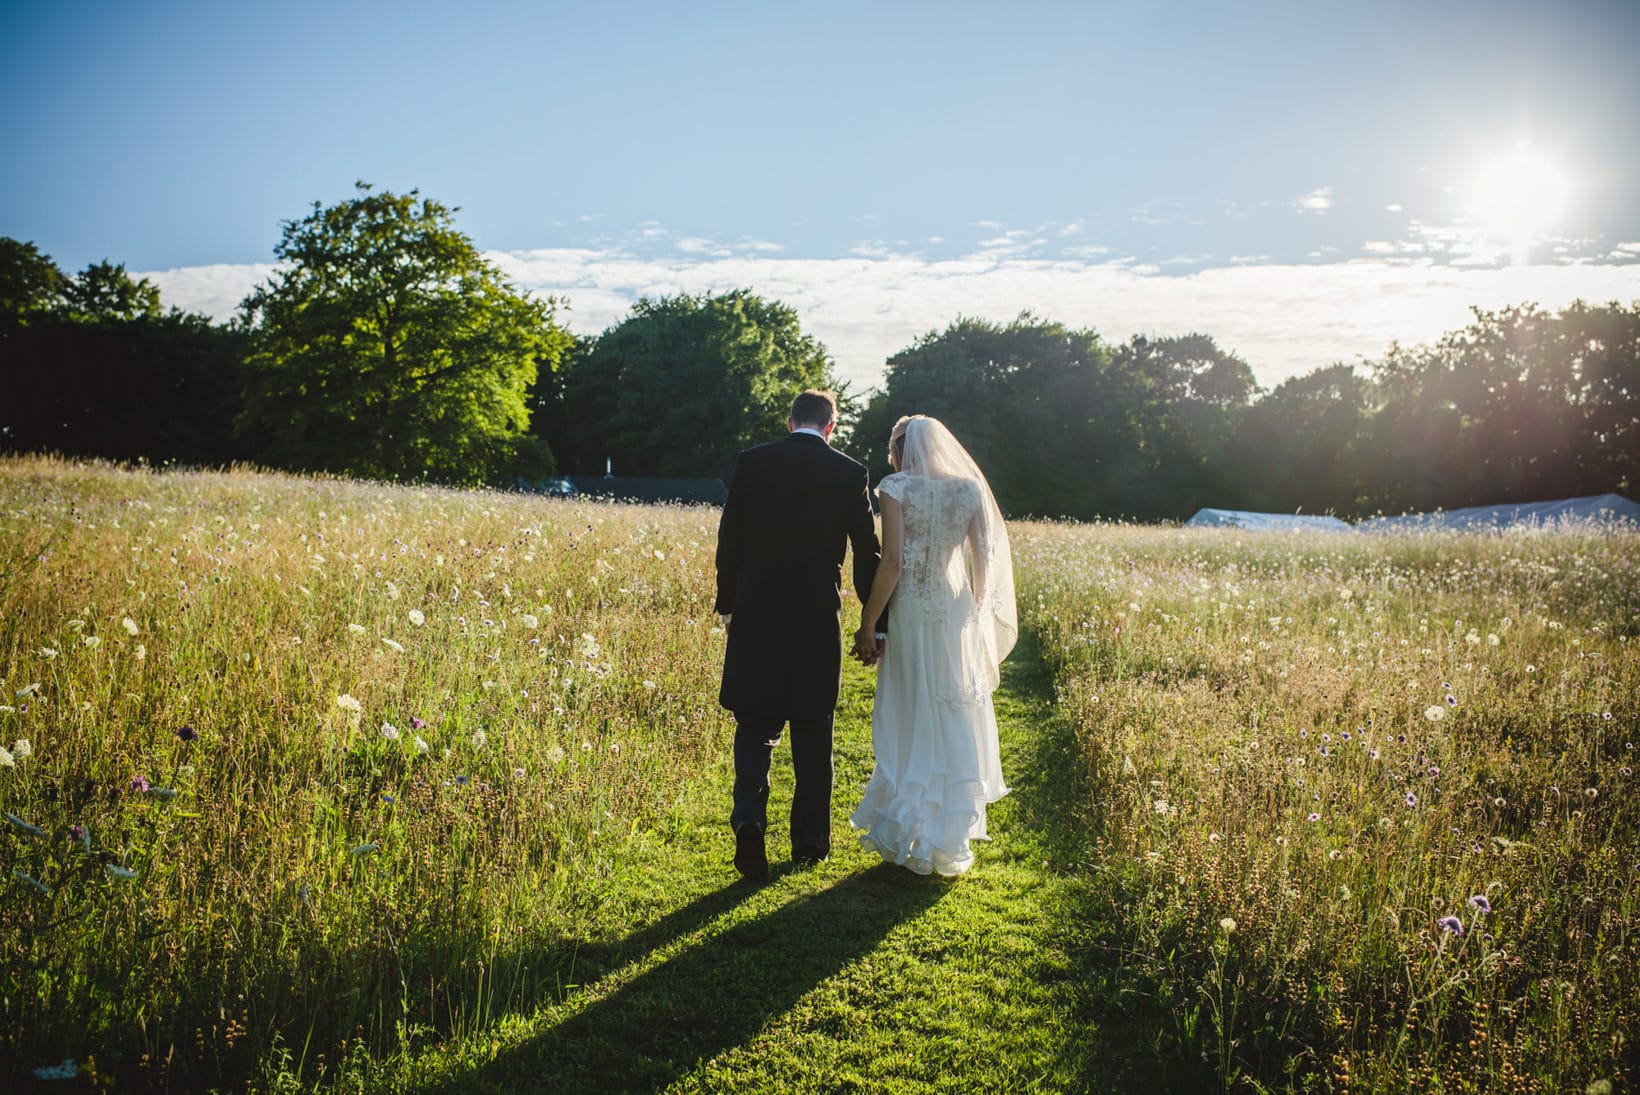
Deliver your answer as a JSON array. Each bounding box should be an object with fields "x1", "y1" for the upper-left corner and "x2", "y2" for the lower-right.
[{"x1": 716, "y1": 389, "x2": 883, "y2": 880}]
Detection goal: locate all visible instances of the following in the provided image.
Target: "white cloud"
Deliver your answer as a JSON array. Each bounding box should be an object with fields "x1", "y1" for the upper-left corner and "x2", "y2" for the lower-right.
[
  {"x1": 143, "y1": 250, "x2": 1640, "y2": 394},
  {"x1": 1296, "y1": 186, "x2": 1333, "y2": 213},
  {"x1": 1385, "y1": 203, "x2": 1404, "y2": 213}
]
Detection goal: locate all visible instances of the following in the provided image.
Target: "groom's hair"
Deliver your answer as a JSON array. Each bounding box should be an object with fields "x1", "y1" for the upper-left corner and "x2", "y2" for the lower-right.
[{"x1": 790, "y1": 389, "x2": 838, "y2": 429}]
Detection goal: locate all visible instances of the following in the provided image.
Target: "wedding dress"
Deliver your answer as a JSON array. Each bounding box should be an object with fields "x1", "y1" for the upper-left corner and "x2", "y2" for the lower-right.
[{"x1": 850, "y1": 417, "x2": 1017, "y2": 877}]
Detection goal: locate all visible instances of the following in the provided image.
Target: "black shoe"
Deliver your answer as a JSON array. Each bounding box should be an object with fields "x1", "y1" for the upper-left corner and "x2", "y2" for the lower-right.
[
  {"x1": 734, "y1": 822, "x2": 768, "y2": 881},
  {"x1": 791, "y1": 847, "x2": 830, "y2": 869}
]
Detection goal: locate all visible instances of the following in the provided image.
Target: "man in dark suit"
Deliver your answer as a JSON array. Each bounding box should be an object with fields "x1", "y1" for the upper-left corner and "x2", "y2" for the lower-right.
[{"x1": 716, "y1": 389, "x2": 882, "y2": 880}]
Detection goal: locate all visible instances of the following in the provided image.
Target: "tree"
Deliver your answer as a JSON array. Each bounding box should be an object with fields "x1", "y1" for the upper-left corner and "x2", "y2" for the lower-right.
[
  {"x1": 0, "y1": 238, "x2": 66, "y2": 320},
  {"x1": 236, "y1": 184, "x2": 569, "y2": 485},
  {"x1": 1225, "y1": 364, "x2": 1370, "y2": 515},
  {"x1": 853, "y1": 314, "x2": 1133, "y2": 518},
  {"x1": 561, "y1": 290, "x2": 839, "y2": 478},
  {"x1": 61, "y1": 260, "x2": 162, "y2": 322}
]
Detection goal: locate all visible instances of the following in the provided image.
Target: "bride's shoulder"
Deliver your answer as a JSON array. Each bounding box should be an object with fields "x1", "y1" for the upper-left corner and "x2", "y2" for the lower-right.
[{"x1": 876, "y1": 472, "x2": 914, "y2": 500}]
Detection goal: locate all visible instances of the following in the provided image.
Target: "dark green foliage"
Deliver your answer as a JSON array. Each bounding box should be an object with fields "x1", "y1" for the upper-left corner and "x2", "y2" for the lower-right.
[
  {"x1": 556, "y1": 289, "x2": 838, "y2": 478},
  {"x1": 236, "y1": 184, "x2": 570, "y2": 486},
  {"x1": 0, "y1": 245, "x2": 248, "y2": 464}
]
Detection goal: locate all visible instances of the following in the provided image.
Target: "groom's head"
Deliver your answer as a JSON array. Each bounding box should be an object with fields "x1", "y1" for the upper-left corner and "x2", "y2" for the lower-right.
[{"x1": 788, "y1": 389, "x2": 837, "y2": 439}]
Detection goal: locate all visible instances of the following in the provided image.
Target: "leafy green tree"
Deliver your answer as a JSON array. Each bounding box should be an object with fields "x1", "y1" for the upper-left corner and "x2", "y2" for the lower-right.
[
  {"x1": 237, "y1": 183, "x2": 569, "y2": 485},
  {"x1": 0, "y1": 237, "x2": 67, "y2": 320},
  {"x1": 854, "y1": 314, "x2": 1136, "y2": 518},
  {"x1": 562, "y1": 289, "x2": 838, "y2": 478},
  {"x1": 1226, "y1": 364, "x2": 1370, "y2": 515},
  {"x1": 62, "y1": 261, "x2": 162, "y2": 322}
]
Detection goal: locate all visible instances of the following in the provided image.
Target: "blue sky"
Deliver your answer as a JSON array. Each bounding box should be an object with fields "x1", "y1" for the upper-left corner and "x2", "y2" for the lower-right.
[{"x1": 4, "y1": 0, "x2": 1638, "y2": 389}]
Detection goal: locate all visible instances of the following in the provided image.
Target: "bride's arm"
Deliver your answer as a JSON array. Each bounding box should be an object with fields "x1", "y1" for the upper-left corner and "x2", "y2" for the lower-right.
[
  {"x1": 967, "y1": 501, "x2": 988, "y2": 600},
  {"x1": 854, "y1": 495, "x2": 902, "y2": 659}
]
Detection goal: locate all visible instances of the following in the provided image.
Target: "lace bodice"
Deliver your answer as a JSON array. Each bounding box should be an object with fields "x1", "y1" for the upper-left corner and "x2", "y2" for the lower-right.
[{"x1": 877, "y1": 473, "x2": 983, "y2": 610}]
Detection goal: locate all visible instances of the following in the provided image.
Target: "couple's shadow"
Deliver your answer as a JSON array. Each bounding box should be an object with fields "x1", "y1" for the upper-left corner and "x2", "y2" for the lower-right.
[{"x1": 431, "y1": 862, "x2": 948, "y2": 1093}]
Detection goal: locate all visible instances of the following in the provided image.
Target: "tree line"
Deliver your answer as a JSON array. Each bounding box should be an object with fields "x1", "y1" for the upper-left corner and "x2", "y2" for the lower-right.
[{"x1": 3, "y1": 184, "x2": 1635, "y2": 519}]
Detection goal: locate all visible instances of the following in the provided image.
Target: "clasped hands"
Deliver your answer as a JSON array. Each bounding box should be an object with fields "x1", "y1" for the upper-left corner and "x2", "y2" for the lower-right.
[{"x1": 851, "y1": 626, "x2": 885, "y2": 666}]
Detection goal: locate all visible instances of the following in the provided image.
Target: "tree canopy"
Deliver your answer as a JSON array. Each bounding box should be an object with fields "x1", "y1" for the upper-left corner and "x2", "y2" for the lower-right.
[
  {"x1": 556, "y1": 289, "x2": 841, "y2": 478},
  {"x1": 236, "y1": 184, "x2": 570, "y2": 485}
]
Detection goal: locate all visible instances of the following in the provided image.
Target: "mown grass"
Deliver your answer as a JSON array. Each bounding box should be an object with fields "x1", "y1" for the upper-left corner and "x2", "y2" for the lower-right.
[{"x1": 2, "y1": 455, "x2": 1636, "y2": 1092}]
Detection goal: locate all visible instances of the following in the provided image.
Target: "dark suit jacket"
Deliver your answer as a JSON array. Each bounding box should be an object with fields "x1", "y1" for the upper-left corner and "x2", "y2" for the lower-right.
[{"x1": 715, "y1": 431, "x2": 882, "y2": 719}]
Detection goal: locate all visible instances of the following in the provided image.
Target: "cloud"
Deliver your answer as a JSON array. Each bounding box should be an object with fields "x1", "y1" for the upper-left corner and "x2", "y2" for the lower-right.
[
  {"x1": 1385, "y1": 203, "x2": 1404, "y2": 213},
  {"x1": 143, "y1": 250, "x2": 1640, "y2": 394},
  {"x1": 1296, "y1": 186, "x2": 1333, "y2": 213}
]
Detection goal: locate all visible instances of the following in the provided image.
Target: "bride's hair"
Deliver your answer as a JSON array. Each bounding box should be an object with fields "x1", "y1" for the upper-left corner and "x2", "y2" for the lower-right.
[{"x1": 887, "y1": 414, "x2": 916, "y2": 467}]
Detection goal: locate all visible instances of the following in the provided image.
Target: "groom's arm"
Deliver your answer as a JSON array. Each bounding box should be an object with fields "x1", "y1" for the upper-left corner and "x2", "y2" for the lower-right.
[
  {"x1": 715, "y1": 453, "x2": 750, "y2": 619},
  {"x1": 846, "y1": 465, "x2": 887, "y2": 634}
]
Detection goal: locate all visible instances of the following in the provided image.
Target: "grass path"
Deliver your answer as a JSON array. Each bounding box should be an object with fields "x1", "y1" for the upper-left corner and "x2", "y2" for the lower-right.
[{"x1": 381, "y1": 632, "x2": 1138, "y2": 1093}]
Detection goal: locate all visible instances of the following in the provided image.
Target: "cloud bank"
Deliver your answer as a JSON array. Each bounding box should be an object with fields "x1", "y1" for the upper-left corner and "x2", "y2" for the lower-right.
[{"x1": 143, "y1": 251, "x2": 1640, "y2": 393}]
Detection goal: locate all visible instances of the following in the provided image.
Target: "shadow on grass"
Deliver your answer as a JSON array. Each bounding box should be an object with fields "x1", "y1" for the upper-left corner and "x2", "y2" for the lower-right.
[
  {"x1": 992, "y1": 630, "x2": 1209, "y2": 1092},
  {"x1": 430, "y1": 865, "x2": 948, "y2": 1094}
]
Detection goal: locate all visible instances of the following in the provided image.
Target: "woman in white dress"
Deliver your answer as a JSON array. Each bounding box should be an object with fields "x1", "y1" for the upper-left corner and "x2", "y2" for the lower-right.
[{"x1": 848, "y1": 415, "x2": 1018, "y2": 876}]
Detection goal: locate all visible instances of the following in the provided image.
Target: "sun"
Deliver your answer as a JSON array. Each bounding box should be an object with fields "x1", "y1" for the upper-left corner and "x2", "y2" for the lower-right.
[{"x1": 1468, "y1": 146, "x2": 1571, "y2": 261}]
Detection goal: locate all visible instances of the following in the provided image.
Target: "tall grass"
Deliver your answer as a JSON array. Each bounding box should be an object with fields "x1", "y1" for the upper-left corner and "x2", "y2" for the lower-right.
[
  {"x1": 0, "y1": 455, "x2": 733, "y2": 1087},
  {"x1": 1015, "y1": 521, "x2": 1639, "y2": 1091},
  {"x1": 3, "y1": 457, "x2": 1635, "y2": 1091}
]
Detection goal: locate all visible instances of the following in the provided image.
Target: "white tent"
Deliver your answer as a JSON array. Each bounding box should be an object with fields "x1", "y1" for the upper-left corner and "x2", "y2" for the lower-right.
[
  {"x1": 1360, "y1": 492, "x2": 1640, "y2": 531},
  {"x1": 1184, "y1": 508, "x2": 1353, "y2": 531}
]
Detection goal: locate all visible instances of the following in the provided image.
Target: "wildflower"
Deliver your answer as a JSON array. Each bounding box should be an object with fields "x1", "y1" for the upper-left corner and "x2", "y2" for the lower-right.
[
  {"x1": 1208, "y1": 832, "x2": 1222, "y2": 843},
  {"x1": 1468, "y1": 895, "x2": 1492, "y2": 913},
  {"x1": 514, "y1": 767, "x2": 527, "y2": 780},
  {"x1": 1369, "y1": 748, "x2": 1381, "y2": 760},
  {"x1": 130, "y1": 775, "x2": 151, "y2": 793},
  {"x1": 1584, "y1": 787, "x2": 1599, "y2": 800},
  {"x1": 177, "y1": 724, "x2": 197, "y2": 742},
  {"x1": 521, "y1": 614, "x2": 539, "y2": 629},
  {"x1": 1328, "y1": 849, "x2": 1342, "y2": 861},
  {"x1": 40, "y1": 647, "x2": 58, "y2": 659},
  {"x1": 0, "y1": 746, "x2": 12, "y2": 767},
  {"x1": 1424, "y1": 705, "x2": 1446, "y2": 722},
  {"x1": 384, "y1": 581, "x2": 401, "y2": 601},
  {"x1": 1446, "y1": 694, "x2": 1457, "y2": 707},
  {"x1": 350, "y1": 843, "x2": 378, "y2": 856},
  {"x1": 335, "y1": 694, "x2": 363, "y2": 727},
  {"x1": 348, "y1": 623, "x2": 367, "y2": 636},
  {"x1": 83, "y1": 635, "x2": 100, "y2": 648},
  {"x1": 16, "y1": 683, "x2": 40, "y2": 698},
  {"x1": 381, "y1": 793, "x2": 395, "y2": 804},
  {"x1": 1153, "y1": 799, "x2": 1171, "y2": 815},
  {"x1": 1307, "y1": 812, "x2": 1320, "y2": 823},
  {"x1": 642, "y1": 679, "x2": 657, "y2": 690},
  {"x1": 1487, "y1": 633, "x2": 1499, "y2": 646},
  {"x1": 471, "y1": 728, "x2": 488, "y2": 748},
  {"x1": 6, "y1": 812, "x2": 45, "y2": 838},
  {"x1": 382, "y1": 638, "x2": 404, "y2": 654},
  {"x1": 1219, "y1": 917, "x2": 1237, "y2": 933},
  {"x1": 106, "y1": 864, "x2": 138, "y2": 881},
  {"x1": 1602, "y1": 711, "x2": 1612, "y2": 721},
  {"x1": 546, "y1": 745, "x2": 566, "y2": 764},
  {"x1": 1428, "y1": 766, "x2": 1440, "y2": 778},
  {"x1": 12, "y1": 739, "x2": 30, "y2": 759},
  {"x1": 1405, "y1": 792, "x2": 1418, "y2": 807},
  {"x1": 1436, "y1": 915, "x2": 1464, "y2": 935},
  {"x1": 579, "y1": 633, "x2": 602, "y2": 659},
  {"x1": 122, "y1": 617, "x2": 139, "y2": 635},
  {"x1": 1526, "y1": 664, "x2": 1536, "y2": 674},
  {"x1": 134, "y1": 643, "x2": 146, "y2": 660},
  {"x1": 413, "y1": 736, "x2": 430, "y2": 754},
  {"x1": 380, "y1": 722, "x2": 400, "y2": 741},
  {"x1": 408, "y1": 609, "x2": 426, "y2": 627}
]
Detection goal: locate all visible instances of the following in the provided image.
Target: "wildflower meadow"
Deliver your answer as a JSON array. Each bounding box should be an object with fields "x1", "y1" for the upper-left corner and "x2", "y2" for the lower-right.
[{"x1": 1, "y1": 454, "x2": 1635, "y2": 1092}]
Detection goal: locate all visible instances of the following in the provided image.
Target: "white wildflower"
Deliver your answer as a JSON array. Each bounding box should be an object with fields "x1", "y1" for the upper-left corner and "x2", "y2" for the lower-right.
[
  {"x1": 134, "y1": 643, "x2": 146, "y2": 661},
  {"x1": 382, "y1": 637, "x2": 404, "y2": 654},
  {"x1": 520, "y1": 613, "x2": 539, "y2": 629},
  {"x1": 15, "y1": 683, "x2": 40, "y2": 698},
  {"x1": 1219, "y1": 917, "x2": 1237, "y2": 933},
  {"x1": 1424, "y1": 705, "x2": 1446, "y2": 722},
  {"x1": 408, "y1": 608, "x2": 426, "y2": 627},
  {"x1": 413, "y1": 735, "x2": 430, "y2": 754},
  {"x1": 12, "y1": 739, "x2": 30, "y2": 759},
  {"x1": 471, "y1": 728, "x2": 488, "y2": 748},
  {"x1": 83, "y1": 635, "x2": 100, "y2": 648},
  {"x1": 348, "y1": 623, "x2": 367, "y2": 636},
  {"x1": 40, "y1": 647, "x2": 58, "y2": 659},
  {"x1": 546, "y1": 745, "x2": 566, "y2": 764},
  {"x1": 384, "y1": 581, "x2": 401, "y2": 601},
  {"x1": 0, "y1": 747, "x2": 13, "y2": 767},
  {"x1": 122, "y1": 617, "x2": 139, "y2": 636},
  {"x1": 380, "y1": 722, "x2": 400, "y2": 741}
]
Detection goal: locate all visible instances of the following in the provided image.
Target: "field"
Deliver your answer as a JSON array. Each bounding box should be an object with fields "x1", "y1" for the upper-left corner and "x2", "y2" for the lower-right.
[{"x1": 0, "y1": 454, "x2": 1635, "y2": 1093}]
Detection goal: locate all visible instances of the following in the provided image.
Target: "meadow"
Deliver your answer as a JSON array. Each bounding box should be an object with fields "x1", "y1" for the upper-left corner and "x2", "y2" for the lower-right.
[{"x1": 0, "y1": 454, "x2": 1634, "y2": 1092}]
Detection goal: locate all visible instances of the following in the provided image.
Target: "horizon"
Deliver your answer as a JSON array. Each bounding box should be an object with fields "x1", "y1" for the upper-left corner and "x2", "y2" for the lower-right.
[{"x1": 5, "y1": 0, "x2": 1639, "y2": 391}]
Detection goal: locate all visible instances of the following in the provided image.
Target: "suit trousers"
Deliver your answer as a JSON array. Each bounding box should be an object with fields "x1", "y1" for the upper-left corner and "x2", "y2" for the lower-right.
[{"x1": 730, "y1": 711, "x2": 835, "y2": 859}]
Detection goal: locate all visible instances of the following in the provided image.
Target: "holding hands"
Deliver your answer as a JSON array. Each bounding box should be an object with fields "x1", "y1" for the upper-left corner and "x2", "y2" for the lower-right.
[{"x1": 851, "y1": 625, "x2": 885, "y2": 667}]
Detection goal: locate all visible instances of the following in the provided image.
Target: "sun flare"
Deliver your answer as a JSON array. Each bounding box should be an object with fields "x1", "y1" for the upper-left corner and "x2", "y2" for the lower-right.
[{"x1": 1468, "y1": 147, "x2": 1571, "y2": 259}]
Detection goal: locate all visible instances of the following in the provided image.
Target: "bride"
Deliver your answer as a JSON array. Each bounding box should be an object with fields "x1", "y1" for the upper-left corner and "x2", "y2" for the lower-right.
[{"x1": 848, "y1": 415, "x2": 1017, "y2": 876}]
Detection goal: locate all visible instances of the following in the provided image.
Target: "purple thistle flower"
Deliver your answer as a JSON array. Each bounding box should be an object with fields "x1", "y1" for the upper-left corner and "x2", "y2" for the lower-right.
[
  {"x1": 177, "y1": 724, "x2": 197, "y2": 742},
  {"x1": 1468, "y1": 895, "x2": 1492, "y2": 914},
  {"x1": 1307, "y1": 812, "x2": 1321, "y2": 822},
  {"x1": 1446, "y1": 695, "x2": 1457, "y2": 707},
  {"x1": 1396, "y1": 733, "x2": 1407, "y2": 744},
  {"x1": 130, "y1": 775, "x2": 151, "y2": 793},
  {"x1": 1441, "y1": 682, "x2": 1451, "y2": 691},
  {"x1": 1437, "y1": 915, "x2": 1464, "y2": 935},
  {"x1": 410, "y1": 716, "x2": 426, "y2": 730},
  {"x1": 1405, "y1": 792, "x2": 1418, "y2": 807}
]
